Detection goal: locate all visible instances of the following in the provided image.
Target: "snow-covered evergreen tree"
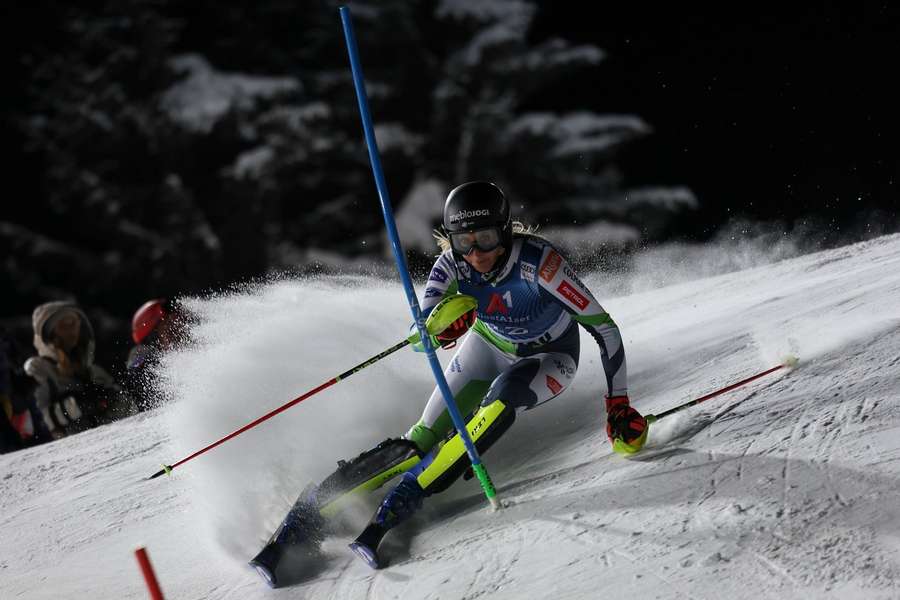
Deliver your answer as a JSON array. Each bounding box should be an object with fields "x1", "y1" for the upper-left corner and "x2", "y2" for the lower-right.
[
  {"x1": 386, "y1": 0, "x2": 696, "y2": 259},
  {"x1": 6, "y1": 0, "x2": 695, "y2": 361}
]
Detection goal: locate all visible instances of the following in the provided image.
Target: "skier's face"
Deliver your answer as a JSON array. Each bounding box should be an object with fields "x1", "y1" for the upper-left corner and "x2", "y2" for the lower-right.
[{"x1": 464, "y1": 245, "x2": 506, "y2": 273}]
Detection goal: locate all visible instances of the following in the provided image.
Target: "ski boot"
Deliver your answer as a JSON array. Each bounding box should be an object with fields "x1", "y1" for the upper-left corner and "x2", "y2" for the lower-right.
[
  {"x1": 349, "y1": 471, "x2": 426, "y2": 569},
  {"x1": 349, "y1": 400, "x2": 516, "y2": 569},
  {"x1": 249, "y1": 485, "x2": 324, "y2": 588},
  {"x1": 250, "y1": 438, "x2": 424, "y2": 586}
]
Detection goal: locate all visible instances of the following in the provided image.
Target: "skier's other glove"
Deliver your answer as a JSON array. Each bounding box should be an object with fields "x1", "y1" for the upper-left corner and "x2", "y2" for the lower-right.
[
  {"x1": 605, "y1": 395, "x2": 648, "y2": 455},
  {"x1": 434, "y1": 308, "x2": 477, "y2": 349}
]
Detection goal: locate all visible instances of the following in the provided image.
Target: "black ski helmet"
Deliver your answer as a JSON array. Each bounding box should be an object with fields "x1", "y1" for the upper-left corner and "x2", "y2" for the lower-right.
[{"x1": 442, "y1": 181, "x2": 511, "y2": 242}]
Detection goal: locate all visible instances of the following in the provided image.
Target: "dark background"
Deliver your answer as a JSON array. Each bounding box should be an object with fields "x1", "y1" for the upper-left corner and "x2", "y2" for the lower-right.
[
  {"x1": 534, "y1": 3, "x2": 899, "y2": 238},
  {"x1": 2, "y1": 1, "x2": 898, "y2": 371}
]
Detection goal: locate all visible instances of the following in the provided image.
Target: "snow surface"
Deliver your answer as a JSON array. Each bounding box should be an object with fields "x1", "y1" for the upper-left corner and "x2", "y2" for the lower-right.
[{"x1": 3, "y1": 235, "x2": 900, "y2": 599}]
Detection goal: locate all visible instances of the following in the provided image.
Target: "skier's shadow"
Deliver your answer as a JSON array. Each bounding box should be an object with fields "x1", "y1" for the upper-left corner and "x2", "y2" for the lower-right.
[
  {"x1": 268, "y1": 500, "x2": 420, "y2": 584},
  {"x1": 273, "y1": 444, "x2": 899, "y2": 586},
  {"x1": 273, "y1": 535, "x2": 421, "y2": 585},
  {"x1": 364, "y1": 524, "x2": 418, "y2": 570},
  {"x1": 411, "y1": 443, "x2": 900, "y2": 552},
  {"x1": 422, "y1": 445, "x2": 691, "y2": 525},
  {"x1": 306, "y1": 412, "x2": 731, "y2": 572},
  {"x1": 270, "y1": 547, "x2": 332, "y2": 587}
]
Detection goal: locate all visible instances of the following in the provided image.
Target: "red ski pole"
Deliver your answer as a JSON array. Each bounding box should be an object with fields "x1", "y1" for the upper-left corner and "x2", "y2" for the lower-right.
[
  {"x1": 135, "y1": 547, "x2": 165, "y2": 600},
  {"x1": 645, "y1": 355, "x2": 798, "y2": 424},
  {"x1": 146, "y1": 338, "x2": 410, "y2": 479},
  {"x1": 146, "y1": 294, "x2": 477, "y2": 480}
]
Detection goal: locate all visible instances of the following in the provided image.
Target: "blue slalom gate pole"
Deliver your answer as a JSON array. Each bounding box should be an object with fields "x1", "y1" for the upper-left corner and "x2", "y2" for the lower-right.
[{"x1": 339, "y1": 6, "x2": 498, "y2": 509}]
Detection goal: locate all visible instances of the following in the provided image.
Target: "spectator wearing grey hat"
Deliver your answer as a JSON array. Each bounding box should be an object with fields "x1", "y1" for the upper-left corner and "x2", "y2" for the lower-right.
[{"x1": 24, "y1": 302, "x2": 135, "y2": 439}]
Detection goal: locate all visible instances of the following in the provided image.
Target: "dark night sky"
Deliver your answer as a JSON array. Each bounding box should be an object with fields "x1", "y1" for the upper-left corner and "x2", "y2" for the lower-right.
[
  {"x1": 3, "y1": 3, "x2": 897, "y2": 242},
  {"x1": 532, "y1": 3, "x2": 899, "y2": 240},
  {"x1": 1, "y1": 2, "x2": 897, "y2": 362}
]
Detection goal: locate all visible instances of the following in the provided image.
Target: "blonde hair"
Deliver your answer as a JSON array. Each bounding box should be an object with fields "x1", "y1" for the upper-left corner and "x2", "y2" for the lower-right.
[{"x1": 433, "y1": 221, "x2": 543, "y2": 254}]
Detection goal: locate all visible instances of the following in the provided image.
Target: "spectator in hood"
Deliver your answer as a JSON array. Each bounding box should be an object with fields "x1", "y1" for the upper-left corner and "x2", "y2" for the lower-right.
[
  {"x1": 24, "y1": 302, "x2": 135, "y2": 439},
  {"x1": 126, "y1": 298, "x2": 187, "y2": 410}
]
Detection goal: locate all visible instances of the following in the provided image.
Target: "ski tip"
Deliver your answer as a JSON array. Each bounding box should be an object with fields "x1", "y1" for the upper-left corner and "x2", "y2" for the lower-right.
[
  {"x1": 349, "y1": 541, "x2": 381, "y2": 570},
  {"x1": 781, "y1": 355, "x2": 800, "y2": 369}
]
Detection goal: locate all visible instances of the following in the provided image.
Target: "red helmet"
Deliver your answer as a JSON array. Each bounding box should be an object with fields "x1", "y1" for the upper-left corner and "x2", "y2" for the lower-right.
[{"x1": 131, "y1": 299, "x2": 170, "y2": 344}]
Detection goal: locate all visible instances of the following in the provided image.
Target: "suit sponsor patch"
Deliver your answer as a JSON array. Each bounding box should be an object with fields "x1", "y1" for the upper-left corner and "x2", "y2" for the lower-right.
[
  {"x1": 546, "y1": 375, "x2": 563, "y2": 395},
  {"x1": 520, "y1": 262, "x2": 536, "y2": 282},
  {"x1": 557, "y1": 281, "x2": 589, "y2": 310},
  {"x1": 429, "y1": 267, "x2": 449, "y2": 284},
  {"x1": 563, "y1": 265, "x2": 588, "y2": 292},
  {"x1": 539, "y1": 250, "x2": 562, "y2": 282},
  {"x1": 554, "y1": 359, "x2": 575, "y2": 379}
]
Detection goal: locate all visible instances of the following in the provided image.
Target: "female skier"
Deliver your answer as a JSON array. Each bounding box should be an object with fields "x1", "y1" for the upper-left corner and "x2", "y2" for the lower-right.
[
  {"x1": 348, "y1": 180, "x2": 648, "y2": 566},
  {"x1": 251, "y1": 181, "x2": 647, "y2": 585}
]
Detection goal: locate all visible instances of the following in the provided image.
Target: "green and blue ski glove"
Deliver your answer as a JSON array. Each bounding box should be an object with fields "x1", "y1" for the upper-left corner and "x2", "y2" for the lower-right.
[
  {"x1": 409, "y1": 296, "x2": 478, "y2": 352},
  {"x1": 606, "y1": 395, "x2": 648, "y2": 455}
]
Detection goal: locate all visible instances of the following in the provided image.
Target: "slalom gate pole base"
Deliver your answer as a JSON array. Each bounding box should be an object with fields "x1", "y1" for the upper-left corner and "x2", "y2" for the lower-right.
[
  {"x1": 135, "y1": 547, "x2": 165, "y2": 600},
  {"x1": 471, "y1": 463, "x2": 500, "y2": 511}
]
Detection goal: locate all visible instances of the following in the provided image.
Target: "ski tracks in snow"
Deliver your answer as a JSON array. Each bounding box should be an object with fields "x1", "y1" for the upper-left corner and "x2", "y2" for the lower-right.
[
  {"x1": 8, "y1": 235, "x2": 900, "y2": 600},
  {"x1": 681, "y1": 329, "x2": 900, "y2": 596}
]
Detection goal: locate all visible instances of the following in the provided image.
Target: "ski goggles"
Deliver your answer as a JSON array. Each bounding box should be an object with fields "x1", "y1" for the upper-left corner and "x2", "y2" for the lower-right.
[{"x1": 449, "y1": 227, "x2": 503, "y2": 255}]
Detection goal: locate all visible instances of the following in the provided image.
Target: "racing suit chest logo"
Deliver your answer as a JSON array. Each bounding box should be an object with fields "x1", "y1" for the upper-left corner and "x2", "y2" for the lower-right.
[
  {"x1": 539, "y1": 250, "x2": 562, "y2": 282},
  {"x1": 486, "y1": 292, "x2": 510, "y2": 315}
]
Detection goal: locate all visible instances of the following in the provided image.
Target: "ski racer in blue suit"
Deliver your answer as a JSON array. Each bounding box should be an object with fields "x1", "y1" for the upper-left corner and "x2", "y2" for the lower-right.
[
  {"x1": 347, "y1": 181, "x2": 648, "y2": 568},
  {"x1": 251, "y1": 181, "x2": 648, "y2": 584}
]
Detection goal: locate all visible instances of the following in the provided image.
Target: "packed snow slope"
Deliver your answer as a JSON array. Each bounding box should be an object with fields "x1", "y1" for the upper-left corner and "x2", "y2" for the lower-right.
[{"x1": 3, "y1": 234, "x2": 900, "y2": 600}]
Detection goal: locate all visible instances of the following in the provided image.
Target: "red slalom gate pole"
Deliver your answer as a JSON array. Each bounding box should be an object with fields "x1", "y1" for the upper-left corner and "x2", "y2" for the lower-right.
[
  {"x1": 135, "y1": 547, "x2": 165, "y2": 600},
  {"x1": 645, "y1": 355, "x2": 799, "y2": 424}
]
